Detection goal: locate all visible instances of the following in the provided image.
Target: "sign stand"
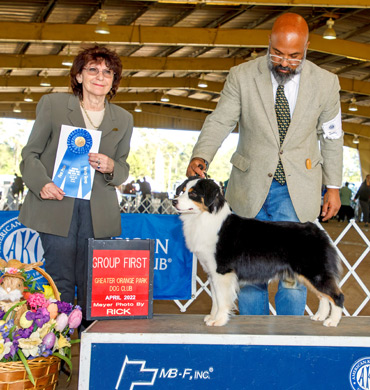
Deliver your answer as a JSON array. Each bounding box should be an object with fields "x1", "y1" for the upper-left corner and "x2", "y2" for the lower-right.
[{"x1": 86, "y1": 238, "x2": 154, "y2": 320}]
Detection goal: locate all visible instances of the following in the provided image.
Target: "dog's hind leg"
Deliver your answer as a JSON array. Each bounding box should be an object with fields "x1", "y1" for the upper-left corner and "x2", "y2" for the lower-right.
[
  {"x1": 323, "y1": 301, "x2": 342, "y2": 327},
  {"x1": 205, "y1": 272, "x2": 238, "y2": 327},
  {"x1": 311, "y1": 297, "x2": 330, "y2": 322},
  {"x1": 302, "y1": 275, "x2": 344, "y2": 327}
]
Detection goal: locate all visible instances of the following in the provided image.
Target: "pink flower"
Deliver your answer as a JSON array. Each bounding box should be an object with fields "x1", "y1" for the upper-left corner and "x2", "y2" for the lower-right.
[
  {"x1": 4, "y1": 267, "x2": 19, "y2": 274},
  {"x1": 55, "y1": 313, "x2": 68, "y2": 332},
  {"x1": 68, "y1": 308, "x2": 82, "y2": 329},
  {"x1": 47, "y1": 303, "x2": 58, "y2": 319},
  {"x1": 27, "y1": 293, "x2": 49, "y2": 310}
]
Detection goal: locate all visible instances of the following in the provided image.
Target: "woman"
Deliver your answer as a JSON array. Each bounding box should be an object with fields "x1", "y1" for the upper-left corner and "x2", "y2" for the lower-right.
[
  {"x1": 355, "y1": 174, "x2": 370, "y2": 227},
  {"x1": 19, "y1": 46, "x2": 133, "y2": 318}
]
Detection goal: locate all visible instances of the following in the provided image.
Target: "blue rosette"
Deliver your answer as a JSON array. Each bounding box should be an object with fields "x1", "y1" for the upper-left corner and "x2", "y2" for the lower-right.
[{"x1": 54, "y1": 129, "x2": 93, "y2": 198}]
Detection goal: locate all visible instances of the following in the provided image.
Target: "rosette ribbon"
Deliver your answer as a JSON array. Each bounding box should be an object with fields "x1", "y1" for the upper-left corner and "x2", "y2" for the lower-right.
[{"x1": 54, "y1": 129, "x2": 93, "y2": 198}]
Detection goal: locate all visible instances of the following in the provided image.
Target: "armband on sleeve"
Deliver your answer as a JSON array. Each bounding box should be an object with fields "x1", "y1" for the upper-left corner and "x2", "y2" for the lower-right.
[{"x1": 322, "y1": 110, "x2": 342, "y2": 140}]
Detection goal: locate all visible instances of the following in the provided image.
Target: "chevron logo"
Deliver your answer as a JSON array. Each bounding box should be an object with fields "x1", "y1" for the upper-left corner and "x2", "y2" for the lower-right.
[{"x1": 115, "y1": 356, "x2": 158, "y2": 390}]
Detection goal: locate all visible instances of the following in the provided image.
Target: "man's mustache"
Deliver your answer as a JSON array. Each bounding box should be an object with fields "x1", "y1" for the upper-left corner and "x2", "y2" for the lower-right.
[{"x1": 275, "y1": 64, "x2": 293, "y2": 73}]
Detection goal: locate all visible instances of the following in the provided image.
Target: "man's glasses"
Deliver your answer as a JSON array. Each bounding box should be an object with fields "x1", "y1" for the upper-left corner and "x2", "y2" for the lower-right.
[
  {"x1": 83, "y1": 67, "x2": 115, "y2": 78},
  {"x1": 269, "y1": 54, "x2": 302, "y2": 66}
]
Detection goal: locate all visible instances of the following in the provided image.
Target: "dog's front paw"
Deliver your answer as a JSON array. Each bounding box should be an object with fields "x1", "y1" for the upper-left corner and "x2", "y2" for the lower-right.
[
  {"x1": 204, "y1": 314, "x2": 213, "y2": 323},
  {"x1": 310, "y1": 313, "x2": 328, "y2": 322},
  {"x1": 323, "y1": 317, "x2": 340, "y2": 327},
  {"x1": 205, "y1": 313, "x2": 229, "y2": 327}
]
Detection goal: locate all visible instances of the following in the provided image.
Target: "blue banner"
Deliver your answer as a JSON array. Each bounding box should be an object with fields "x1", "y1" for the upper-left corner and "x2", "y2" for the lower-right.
[
  {"x1": 88, "y1": 343, "x2": 370, "y2": 389},
  {"x1": 0, "y1": 211, "x2": 194, "y2": 300}
]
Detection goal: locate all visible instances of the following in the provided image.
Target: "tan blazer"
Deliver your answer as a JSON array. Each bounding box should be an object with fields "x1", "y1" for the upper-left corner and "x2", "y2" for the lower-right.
[
  {"x1": 192, "y1": 56, "x2": 343, "y2": 222},
  {"x1": 19, "y1": 93, "x2": 133, "y2": 238}
]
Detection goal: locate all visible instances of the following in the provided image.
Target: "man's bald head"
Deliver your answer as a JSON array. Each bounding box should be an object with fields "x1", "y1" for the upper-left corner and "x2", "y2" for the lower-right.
[
  {"x1": 271, "y1": 13, "x2": 309, "y2": 49},
  {"x1": 268, "y1": 13, "x2": 309, "y2": 84}
]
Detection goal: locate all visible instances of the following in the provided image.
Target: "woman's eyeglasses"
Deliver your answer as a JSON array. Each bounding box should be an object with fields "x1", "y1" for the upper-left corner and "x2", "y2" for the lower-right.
[
  {"x1": 269, "y1": 54, "x2": 302, "y2": 66},
  {"x1": 83, "y1": 67, "x2": 115, "y2": 78}
]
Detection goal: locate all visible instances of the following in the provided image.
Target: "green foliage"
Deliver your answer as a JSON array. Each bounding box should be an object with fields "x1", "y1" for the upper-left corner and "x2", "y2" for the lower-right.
[
  {"x1": 127, "y1": 128, "x2": 235, "y2": 192},
  {"x1": 343, "y1": 146, "x2": 361, "y2": 185},
  {"x1": 0, "y1": 119, "x2": 32, "y2": 175}
]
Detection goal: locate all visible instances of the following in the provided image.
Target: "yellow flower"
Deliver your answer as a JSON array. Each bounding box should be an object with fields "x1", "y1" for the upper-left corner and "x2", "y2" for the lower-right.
[
  {"x1": 39, "y1": 320, "x2": 56, "y2": 339},
  {"x1": 42, "y1": 285, "x2": 58, "y2": 300},
  {"x1": 18, "y1": 333, "x2": 42, "y2": 358},
  {"x1": 57, "y1": 334, "x2": 71, "y2": 350}
]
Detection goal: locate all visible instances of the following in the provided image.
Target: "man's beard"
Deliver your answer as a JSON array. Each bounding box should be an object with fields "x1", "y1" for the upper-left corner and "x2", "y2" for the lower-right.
[{"x1": 267, "y1": 49, "x2": 306, "y2": 85}]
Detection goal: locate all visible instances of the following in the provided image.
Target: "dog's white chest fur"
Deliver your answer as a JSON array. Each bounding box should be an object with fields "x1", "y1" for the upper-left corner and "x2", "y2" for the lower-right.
[{"x1": 181, "y1": 206, "x2": 230, "y2": 257}]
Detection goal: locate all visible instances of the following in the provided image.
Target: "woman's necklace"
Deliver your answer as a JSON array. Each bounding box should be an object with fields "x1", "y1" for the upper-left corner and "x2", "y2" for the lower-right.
[{"x1": 80, "y1": 101, "x2": 105, "y2": 129}]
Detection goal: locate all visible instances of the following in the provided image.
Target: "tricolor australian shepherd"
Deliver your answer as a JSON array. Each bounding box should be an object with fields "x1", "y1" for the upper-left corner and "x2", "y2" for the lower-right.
[{"x1": 173, "y1": 177, "x2": 344, "y2": 327}]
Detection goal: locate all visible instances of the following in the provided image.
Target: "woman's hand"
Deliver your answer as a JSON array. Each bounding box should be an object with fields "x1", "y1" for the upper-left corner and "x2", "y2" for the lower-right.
[
  {"x1": 88, "y1": 153, "x2": 114, "y2": 174},
  {"x1": 40, "y1": 182, "x2": 65, "y2": 200}
]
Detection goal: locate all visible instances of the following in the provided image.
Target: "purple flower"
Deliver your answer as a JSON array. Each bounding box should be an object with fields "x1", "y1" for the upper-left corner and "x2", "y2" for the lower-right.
[
  {"x1": 38, "y1": 344, "x2": 53, "y2": 357},
  {"x1": 3, "y1": 339, "x2": 18, "y2": 359},
  {"x1": 0, "y1": 319, "x2": 14, "y2": 338},
  {"x1": 13, "y1": 327, "x2": 33, "y2": 340},
  {"x1": 0, "y1": 310, "x2": 5, "y2": 320},
  {"x1": 68, "y1": 308, "x2": 82, "y2": 329},
  {"x1": 26, "y1": 307, "x2": 50, "y2": 328},
  {"x1": 56, "y1": 301, "x2": 73, "y2": 315}
]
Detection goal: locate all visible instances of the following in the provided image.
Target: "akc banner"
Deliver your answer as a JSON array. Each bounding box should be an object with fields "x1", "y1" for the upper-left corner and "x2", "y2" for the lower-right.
[{"x1": 0, "y1": 211, "x2": 195, "y2": 300}]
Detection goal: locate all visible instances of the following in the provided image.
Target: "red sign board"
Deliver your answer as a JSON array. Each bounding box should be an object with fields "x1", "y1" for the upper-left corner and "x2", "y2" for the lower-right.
[{"x1": 87, "y1": 239, "x2": 154, "y2": 320}]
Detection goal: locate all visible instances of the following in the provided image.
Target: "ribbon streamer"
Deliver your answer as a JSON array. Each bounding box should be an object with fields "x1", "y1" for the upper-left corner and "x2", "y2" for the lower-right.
[{"x1": 54, "y1": 129, "x2": 93, "y2": 198}]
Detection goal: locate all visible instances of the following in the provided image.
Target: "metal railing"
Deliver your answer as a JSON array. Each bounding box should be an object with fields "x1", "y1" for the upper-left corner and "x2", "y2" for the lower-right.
[{"x1": 119, "y1": 193, "x2": 177, "y2": 215}]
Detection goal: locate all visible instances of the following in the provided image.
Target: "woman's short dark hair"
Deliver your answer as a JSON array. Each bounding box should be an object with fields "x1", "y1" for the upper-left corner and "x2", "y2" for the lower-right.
[{"x1": 70, "y1": 45, "x2": 122, "y2": 100}]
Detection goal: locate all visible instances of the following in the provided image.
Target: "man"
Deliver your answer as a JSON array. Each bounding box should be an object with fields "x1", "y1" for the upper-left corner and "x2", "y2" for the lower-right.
[
  {"x1": 11, "y1": 173, "x2": 24, "y2": 198},
  {"x1": 186, "y1": 13, "x2": 343, "y2": 316},
  {"x1": 338, "y1": 182, "x2": 354, "y2": 222},
  {"x1": 138, "y1": 177, "x2": 152, "y2": 213}
]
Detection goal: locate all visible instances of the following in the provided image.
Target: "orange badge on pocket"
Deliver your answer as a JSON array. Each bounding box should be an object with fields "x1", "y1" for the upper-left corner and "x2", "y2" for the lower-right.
[{"x1": 306, "y1": 159, "x2": 312, "y2": 170}]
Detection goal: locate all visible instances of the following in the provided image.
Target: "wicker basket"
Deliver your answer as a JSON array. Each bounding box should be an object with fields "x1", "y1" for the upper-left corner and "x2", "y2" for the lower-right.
[{"x1": 0, "y1": 266, "x2": 61, "y2": 390}]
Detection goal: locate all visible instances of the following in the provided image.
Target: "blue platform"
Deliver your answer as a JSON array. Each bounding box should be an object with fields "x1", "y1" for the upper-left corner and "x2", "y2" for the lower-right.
[{"x1": 79, "y1": 315, "x2": 370, "y2": 390}]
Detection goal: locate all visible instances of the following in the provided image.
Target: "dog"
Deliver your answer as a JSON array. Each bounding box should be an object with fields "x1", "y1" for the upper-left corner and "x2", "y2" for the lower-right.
[{"x1": 173, "y1": 177, "x2": 344, "y2": 327}]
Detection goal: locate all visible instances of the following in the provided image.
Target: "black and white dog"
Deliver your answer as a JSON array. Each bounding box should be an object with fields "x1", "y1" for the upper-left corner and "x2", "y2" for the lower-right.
[{"x1": 173, "y1": 177, "x2": 344, "y2": 327}]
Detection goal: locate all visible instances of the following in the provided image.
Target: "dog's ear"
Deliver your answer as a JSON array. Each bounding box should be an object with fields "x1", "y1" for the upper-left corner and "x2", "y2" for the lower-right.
[
  {"x1": 176, "y1": 177, "x2": 199, "y2": 196},
  {"x1": 175, "y1": 179, "x2": 189, "y2": 196},
  {"x1": 202, "y1": 180, "x2": 225, "y2": 213}
]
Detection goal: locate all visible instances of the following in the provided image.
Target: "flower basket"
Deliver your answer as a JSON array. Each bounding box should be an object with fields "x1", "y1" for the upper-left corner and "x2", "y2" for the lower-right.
[
  {"x1": 0, "y1": 355, "x2": 60, "y2": 389},
  {"x1": 0, "y1": 262, "x2": 82, "y2": 390}
]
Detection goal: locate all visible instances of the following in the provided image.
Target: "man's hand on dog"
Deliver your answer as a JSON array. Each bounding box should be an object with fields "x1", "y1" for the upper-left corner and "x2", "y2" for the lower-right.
[
  {"x1": 321, "y1": 188, "x2": 341, "y2": 221},
  {"x1": 186, "y1": 157, "x2": 207, "y2": 178}
]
